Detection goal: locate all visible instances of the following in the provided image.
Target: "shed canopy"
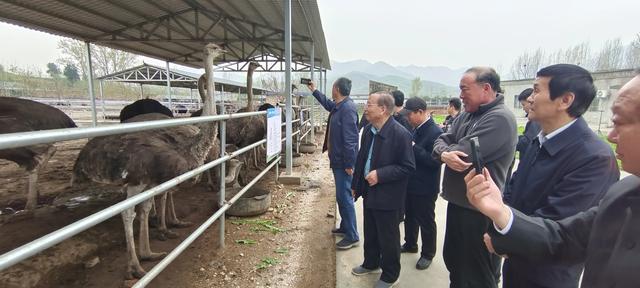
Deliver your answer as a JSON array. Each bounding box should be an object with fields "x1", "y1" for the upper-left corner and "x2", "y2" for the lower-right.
[
  {"x1": 97, "y1": 63, "x2": 269, "y2": 94},
  {"x1": 0, "y1": 0, "x2": 330, "y2": 71}
]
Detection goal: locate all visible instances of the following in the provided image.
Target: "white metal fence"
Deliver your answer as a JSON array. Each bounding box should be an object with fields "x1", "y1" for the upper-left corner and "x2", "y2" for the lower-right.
[{"x1": 0, "y1": 109, "x2": 307, "y2": 287}]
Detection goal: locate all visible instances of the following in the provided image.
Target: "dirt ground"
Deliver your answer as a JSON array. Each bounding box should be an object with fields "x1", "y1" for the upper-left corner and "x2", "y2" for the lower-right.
[{"x1": 0, "y1": 134, "x2": 336, "y2": 288}]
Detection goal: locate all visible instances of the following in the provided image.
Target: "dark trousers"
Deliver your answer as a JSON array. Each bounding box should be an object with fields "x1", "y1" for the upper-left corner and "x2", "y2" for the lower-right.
[
  {"x1": 403, "y1": 193, "x2": 438, "y2": 259},
  {"x1": 362, "y1": 207, "x2": 401, "y2": 283},
  {"x1": 443, "y1": 203, "x2": 501, "y2": 288}
]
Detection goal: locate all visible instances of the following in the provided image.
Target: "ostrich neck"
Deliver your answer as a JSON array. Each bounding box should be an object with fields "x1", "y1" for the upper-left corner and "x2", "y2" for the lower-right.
[
  {"x1": 246, "y1": 68, "x2": 255, "y2": 111},
  {"x1": 192, "y1": 53, "x2": 219, "y2": 162}
]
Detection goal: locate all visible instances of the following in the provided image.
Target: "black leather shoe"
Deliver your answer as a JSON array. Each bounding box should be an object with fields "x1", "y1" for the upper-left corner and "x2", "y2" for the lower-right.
[
  {"x1": 331, "y1": 228, "x2": 345, "y2": 234},
  {"x1": 400, "y1": 244, "x2": 418, "y2": 253},
  {"x1": 416, "y1": 257, "x2": 432, "y2": 270}
]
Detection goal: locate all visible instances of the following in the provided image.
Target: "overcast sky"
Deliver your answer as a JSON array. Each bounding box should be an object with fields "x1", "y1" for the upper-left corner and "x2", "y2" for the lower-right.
[{"x1": 0, "y1": 0, "x2": 638, "y2": 73}]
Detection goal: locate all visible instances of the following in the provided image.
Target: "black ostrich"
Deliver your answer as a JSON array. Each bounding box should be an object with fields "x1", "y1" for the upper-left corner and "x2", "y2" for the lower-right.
[
  {"x1": 119, "y1": 98, "x2": 173, "y2": 123},
  {"x1": 0, "y1": 97, "x2": 77, "y2": 211},
  {"x1": 72, "y1": 44, "x2": 225, "y2": 279}
]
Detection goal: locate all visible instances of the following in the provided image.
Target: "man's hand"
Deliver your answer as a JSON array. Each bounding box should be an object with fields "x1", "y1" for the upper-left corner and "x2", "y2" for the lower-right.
[
  {"x1": 307, "y1": 81, "x2": 316, "y2": 92},
  {"x1": 483, "y1": 233, "x2": 508, "y2": 258},
  {"x1": 464, "y1": 168, "x2": 511, "y2": 229},
  {"x1": 365, "y1": 170, "x2": 378, "y2": 186},
  {"x1": 345, "y1": 168, "x2": 353, "y2": 176},
  {"x1": 441, "y1": 151, "x2": 472, "y2": 172},
  {"x1": 352, "y1": 189, "x2": 356, "y2": 199}
]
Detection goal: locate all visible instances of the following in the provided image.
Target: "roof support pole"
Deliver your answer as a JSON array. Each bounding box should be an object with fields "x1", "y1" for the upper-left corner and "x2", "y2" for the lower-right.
[
  {"x1": 319, "y1": 63, "x2": 324, "y2": 128},
  {"x1": 85, "y1": 41, "x2": 97, "y2": 127},
  {"x1": 99, "y1": 80, "x2": 105, "y2": 121},
  {"x1": 139, "y1": 83, "x2": 144, "y2": 99},
  {"x1": 165, "y1": 61, "x2": 172, "y2": 111},
  {"x1": 284, "y1": 0, "x2": 293, "y2": 175},
  {"x1": 309, "y1": 43, "x2": 315, "y2": 142}
]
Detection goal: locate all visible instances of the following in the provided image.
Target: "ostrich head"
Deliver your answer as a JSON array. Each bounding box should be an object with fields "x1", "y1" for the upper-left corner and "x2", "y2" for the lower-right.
[
  {"x1": 202, "y1": 43, "x2": 226, "y2": 116},
  {"x1": 204, "y1": 43, "x2": 226, "y2": 59},
  {"x1": 248, "y1": 61, "x2": 262, "y2": 72}
]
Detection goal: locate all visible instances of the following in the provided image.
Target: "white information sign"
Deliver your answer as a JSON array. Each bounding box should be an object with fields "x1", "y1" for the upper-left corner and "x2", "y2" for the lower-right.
[{"x1": 266, "y1": 107, "x2": 282, "y2": 162}]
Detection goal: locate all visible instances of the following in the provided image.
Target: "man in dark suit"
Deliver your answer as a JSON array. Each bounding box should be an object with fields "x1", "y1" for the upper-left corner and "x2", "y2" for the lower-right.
[
  {"x1": 441, "y1": 98, "x2": 461, "y2": 133},
  {"x1": 464, "y1": 70, "x2": 640, "y2": 288},
  {"x1": 502, "y1": 64, "x2": 620, "y2": 288},
  {"x1": 500, "y1": 64, "x2": 619, "y2": 288},
  {"x1": 351, "y1": 91, "x2": 415, "y2": 288},
  {"x1": 400, "y1": 97, "x2": 443, "y2": 270},
  {"x1": 515, "y1": 88, "x2": 541, "y2": 160}
]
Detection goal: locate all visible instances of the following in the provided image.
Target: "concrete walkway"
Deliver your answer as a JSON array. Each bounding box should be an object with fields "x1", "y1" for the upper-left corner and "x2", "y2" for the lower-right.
[{"x1": 335, "y1": 195, "x2": 450, "y2": 288}]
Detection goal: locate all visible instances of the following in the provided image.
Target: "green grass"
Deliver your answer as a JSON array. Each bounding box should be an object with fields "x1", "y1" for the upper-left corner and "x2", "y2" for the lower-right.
[
  {"x1": 256, "y1": 257, "x2": 279, "y2": 270},
  {"x1": 432, "y1": 114, "x2": 446, "y2": 125},
  {"x1": 598, "y1": 133, "x2": 621, "y2": 168}
]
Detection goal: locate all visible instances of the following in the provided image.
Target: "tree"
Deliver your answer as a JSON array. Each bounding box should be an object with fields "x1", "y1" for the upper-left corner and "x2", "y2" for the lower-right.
[
  {"x1": 509, "y1": 48, "x2": 545, "y2": 79},
  {"x1": 0, "y1": 64, "x2": 4, "y2": 73},
  {"x1": 410, "y1": 77, "x2": 422, "y2": 97},
  {"x1": 594, "y1": 38, "x2": 624, "y2": 71},
  {"x1": 46, "y1": 63, "x2": 61, "y2": 78},
  {"x1": 626, "y1": 33, "x2": 640, "y2": 69},
  {"x1": 57, "y1": 39, "x2": 139, "y2": 78},
  {"x1": 63, "y1": 64, "x2": 80, "y2": 84}
]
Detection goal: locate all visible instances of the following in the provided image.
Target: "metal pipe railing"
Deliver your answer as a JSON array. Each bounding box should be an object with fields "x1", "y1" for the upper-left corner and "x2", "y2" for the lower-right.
[
  {"x1": 133, "y1": 156, "x2": 280, "y2": 287},
  {"x1": 0, "y1": 137, "x2": 265, "y2": 271},
  {"x1": 0, "y1": 111, "x2": 265, "y2": 150}
]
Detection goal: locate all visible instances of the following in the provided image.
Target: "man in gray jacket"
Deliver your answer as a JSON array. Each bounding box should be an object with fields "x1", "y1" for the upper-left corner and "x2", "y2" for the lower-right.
[{"x1": 432, "y1": 67, "x2": 517, "y2": 288}]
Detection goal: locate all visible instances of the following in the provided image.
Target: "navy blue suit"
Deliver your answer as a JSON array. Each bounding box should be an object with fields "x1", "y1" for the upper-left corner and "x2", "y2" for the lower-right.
[
  {"x1": 503, "y1": 117, "x2": 619, "y2": 288},
  {"x1": 403, "y1": 117, "x2": 443, "y2": 259},
  {"x1": 352, "y1": 117, "x2": 415, "y2": 283}
]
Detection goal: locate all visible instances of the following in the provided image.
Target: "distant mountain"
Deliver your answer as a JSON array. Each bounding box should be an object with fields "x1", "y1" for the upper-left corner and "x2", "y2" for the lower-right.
[
  {"x1": 326, "y1": 60, "x2": 459, "y2": 97},
  {"x1": 396, "y1": 65, "x2": 467, "y2": 87}
]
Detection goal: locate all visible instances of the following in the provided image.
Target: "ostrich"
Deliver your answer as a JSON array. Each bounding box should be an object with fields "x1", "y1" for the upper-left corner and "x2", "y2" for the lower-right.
[
  {"x1": 119, "y1": 98, "x2": 173, "y2": 123},
  {"x1": 227, "y1": 61, "x2": 273, "y2": 169},
  {"x1": 72, "y1": 43, "x2": 225, "y2": 279},
  {"x1": 0, "y1": 97, "x2": 77, "y2": 212},
  {"x1": 236, "y1": 61, "x2": 261, "y2": 113}
]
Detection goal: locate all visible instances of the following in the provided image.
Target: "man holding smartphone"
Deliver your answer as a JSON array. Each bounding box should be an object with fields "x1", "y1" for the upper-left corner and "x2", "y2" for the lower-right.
[
  {"x1": 307, "y1": 77, "x2": 360, "y2": 250},
  {"x1": 432, "y1": 67, "x2": 517, "y2": 288}
]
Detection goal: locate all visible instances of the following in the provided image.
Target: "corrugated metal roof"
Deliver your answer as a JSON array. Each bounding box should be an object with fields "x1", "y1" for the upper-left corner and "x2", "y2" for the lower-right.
[
  {"x1": 0, "y1": 0, "x2": 330, "y2": 71},
  {"x1": 96, "y1": 63, "x2": 269, "y2": 94}
]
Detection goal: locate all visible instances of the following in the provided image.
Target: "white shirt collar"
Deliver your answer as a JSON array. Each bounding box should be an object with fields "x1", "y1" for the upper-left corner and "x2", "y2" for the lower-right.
[
  {"x1": 537, "y1": 118, "x2": 578, "y2": 147},
  {"x1": 415, "y1": 116, "x2": 430, "y2": 130}
]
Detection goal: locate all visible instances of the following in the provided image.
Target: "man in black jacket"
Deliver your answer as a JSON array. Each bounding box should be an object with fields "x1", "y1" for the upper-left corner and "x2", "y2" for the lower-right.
[
  {"x1": 351, "y1": 91, "x2": 415, "y2": 288},
  {"x1": 400, "y1": 97, "x2": 443, "y2": 270},
  {"x1": 464, "y1": 70, "x2": 640, "y2": 288},
  {"x1": 515, "y1": 88, "x2": 541, "y2": 160}
]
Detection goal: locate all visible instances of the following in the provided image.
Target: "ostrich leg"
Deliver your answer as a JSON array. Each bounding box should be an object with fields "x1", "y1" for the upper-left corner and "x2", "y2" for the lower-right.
[
  {"x1": 157, "y1": 192, "x2": 179, "y2": 240},
  {"x1": 122, "y1": 184, "x2": 146, "y2": 279},
  {"x1": 168, "y1": 191, "x2": 192, "y2": 228},
  {"x1": 139, "y1": 193, "x2": 167, "y2": 260},
  {"x1": 25, "y1": 145, "x2": 56, "y2": 211}
]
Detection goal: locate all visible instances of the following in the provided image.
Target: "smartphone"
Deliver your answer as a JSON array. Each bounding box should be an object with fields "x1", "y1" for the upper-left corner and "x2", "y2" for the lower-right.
[
  {"x1": 469, "y1": 137, "x2": 483, "y2": 174},
  {"x1": 300, "y1": 78, "x2": 312, "y2": 85}
]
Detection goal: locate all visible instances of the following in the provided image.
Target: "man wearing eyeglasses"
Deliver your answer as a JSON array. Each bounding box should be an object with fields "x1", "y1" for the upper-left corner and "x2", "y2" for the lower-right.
[{"x1": 351, "y1": 92, "x2": 415, "y2": 288}]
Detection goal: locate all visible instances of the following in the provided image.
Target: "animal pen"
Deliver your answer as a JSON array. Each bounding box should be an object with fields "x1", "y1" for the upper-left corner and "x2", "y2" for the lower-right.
[{"x1": 0, "y1": 0, "x2": 330, "y2": 286}]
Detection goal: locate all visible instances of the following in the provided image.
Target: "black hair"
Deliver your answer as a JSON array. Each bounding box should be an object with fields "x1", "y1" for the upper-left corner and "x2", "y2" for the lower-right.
[
  {"x1": 334, "y1": 77, "x2": 352, "y2": 96},
  {"x1": 517, "y1": 88, "x2": 533, "y2": 101},
  {"x1": 391, "y1": 90, "x2": 405, "y2": 107},
  {"x1": 536, "y1": 64, "x2": 596, "y2": 118},
  {"x1": 448, "y1": 98, "x2": 461, "y2": 111},
  {"x1": 466, "y1": 67, "x2": 501, "y2": 93}
]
